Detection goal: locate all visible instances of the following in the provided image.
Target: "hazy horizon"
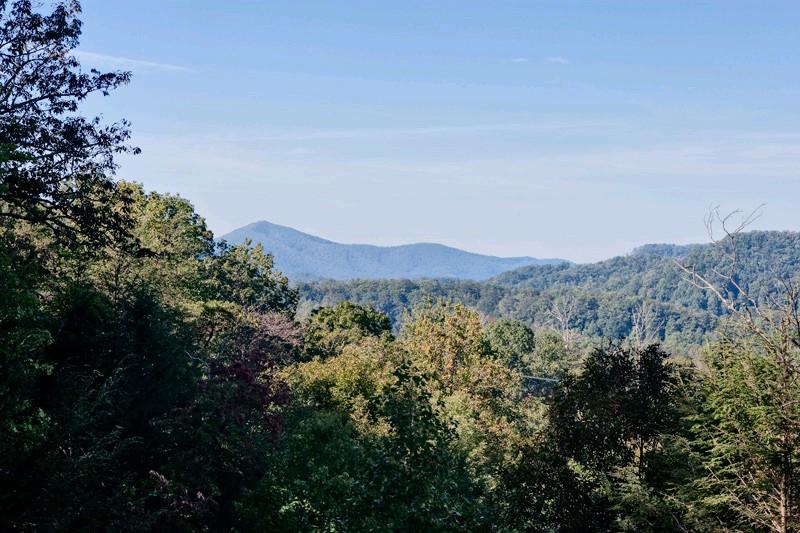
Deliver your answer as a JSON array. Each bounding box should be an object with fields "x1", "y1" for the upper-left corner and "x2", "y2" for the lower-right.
[
  {"x1": 77, "y1": 1, "x2": 800, "y2": 262},
  {"x1": 226, "y1": 218, "x2": 759, "y2": 265}
]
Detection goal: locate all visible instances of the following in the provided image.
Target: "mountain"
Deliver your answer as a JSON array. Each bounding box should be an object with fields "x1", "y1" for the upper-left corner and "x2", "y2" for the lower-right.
[{"x1": 222, "y1": 221, "x2": 567, "y2": 281}]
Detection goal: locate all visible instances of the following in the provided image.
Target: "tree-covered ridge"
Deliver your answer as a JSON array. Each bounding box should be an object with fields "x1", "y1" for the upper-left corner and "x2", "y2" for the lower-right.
[
  {"x1": 493, "y1": 230, "x2": 799, "y2": 294},
  {"x1": 299, "y1": 230, "x2": 800, "y2": 353}
]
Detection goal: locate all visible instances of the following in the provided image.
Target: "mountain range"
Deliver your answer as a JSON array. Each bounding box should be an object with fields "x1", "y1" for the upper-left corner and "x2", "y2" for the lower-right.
[{"x1": 222, "y1": 220, "x2": 567, "y2": 281}]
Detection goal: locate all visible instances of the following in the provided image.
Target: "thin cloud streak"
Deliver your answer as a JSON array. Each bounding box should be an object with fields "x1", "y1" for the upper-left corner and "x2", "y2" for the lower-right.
[
  {"x1": 544, "y1": 56, "x2": 569, "y2": 64},
  {"x1": 127, "y1": 133, "x2": 800, "y2": 187},
  {"x1": 75, "y1": 51, "x2": 192, "y2": 72},
  {"x1": 249, "y1": 121, "x2": 618, "y2": 142}
]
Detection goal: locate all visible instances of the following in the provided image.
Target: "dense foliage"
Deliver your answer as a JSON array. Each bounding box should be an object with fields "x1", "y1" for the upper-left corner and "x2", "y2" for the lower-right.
[
  {"x1": 2, "y1": 2, "x2": 800, "y2": 531},
  {"x1": 0, "y1": 0, "x2": 137, "y2": 245}
]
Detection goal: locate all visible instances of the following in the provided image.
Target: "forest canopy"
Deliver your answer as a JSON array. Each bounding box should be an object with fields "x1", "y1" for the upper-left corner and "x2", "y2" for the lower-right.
[{"x1": 299, "y1": 229, "x2": 800, "y2": 355}]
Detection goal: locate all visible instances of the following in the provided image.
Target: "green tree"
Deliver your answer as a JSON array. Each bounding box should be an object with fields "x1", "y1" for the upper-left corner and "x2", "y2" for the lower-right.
[
  {"x1": 244, "y1": 337, "x2": 483, "y2": 531},
  {"x1": 483, "y1": 318, "x2": 535, "y2": 372},
  {"x1": 548, "y1": 344, "x2": 688, "y2": 531},
  {"x1": 677, "y1": 214, "x2": 800, "y2": 532},
  {"x1": 686, "y1": 326, "x2": 800, "y2": 532},
  {"x1": 402, "y1": 302, "x2": 547, "y2": 522},
  {"x1": 304, "y1": 301, "x2": 392, "y2": 358},
  {"x1": 495, "y1": 441, "x2": 612, "y2": 532},
  {"x1": 551, "y1": 345, "x2": 677, "y2": 474},
  {"x1": 0, "y1": 0, "x2": 137, "y2": 245},
  {"x1": 401, "y1": 301, "x2": 489, "y2": 391},
  {"x1": 528, "y1": 328, "x2": 579, "y2": 378}
]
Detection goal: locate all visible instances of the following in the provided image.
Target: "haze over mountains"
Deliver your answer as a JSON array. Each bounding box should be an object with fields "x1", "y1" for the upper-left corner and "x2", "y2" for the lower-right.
[{"x1": 222, "y1": 221, "x2": 567, "y2": 281}]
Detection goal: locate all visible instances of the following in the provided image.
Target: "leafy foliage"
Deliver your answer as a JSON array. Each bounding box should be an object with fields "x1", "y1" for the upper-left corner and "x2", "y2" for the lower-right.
[
  {"x1": 303, "y1": 301, "x2": 392, "y2": 358},
  {"x1": 0, "y1": 0, "x2": 137, "y2": 245},
  {"x1": 0, "y1": 181, "x2": 298, "y2": 529}
]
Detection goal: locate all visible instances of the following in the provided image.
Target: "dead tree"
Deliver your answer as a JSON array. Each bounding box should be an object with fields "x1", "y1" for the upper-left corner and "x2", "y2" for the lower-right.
[
  {"x1": 630, "y1": 300, "x2": 660, "y2": 349},
  {"x1": 547, "y1": 292, "x2": 577, "y2": 347}
]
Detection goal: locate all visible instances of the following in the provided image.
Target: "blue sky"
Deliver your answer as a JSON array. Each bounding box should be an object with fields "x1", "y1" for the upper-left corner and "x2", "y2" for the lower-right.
[{"x1": 77, "y1": 1, "x2": 800, "y2": 262}]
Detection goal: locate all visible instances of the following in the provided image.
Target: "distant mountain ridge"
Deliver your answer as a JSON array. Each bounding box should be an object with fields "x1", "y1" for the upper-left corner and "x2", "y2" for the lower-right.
[{"x1": 222, "y1": 221, "x2": 567, "y2": 281}]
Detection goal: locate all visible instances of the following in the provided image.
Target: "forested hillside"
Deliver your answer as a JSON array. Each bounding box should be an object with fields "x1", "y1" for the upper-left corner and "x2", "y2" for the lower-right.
[
  {"x1": 300, "y1": 230, "x2": 800, "y2": 353},
  {"x1": 2, "y1": 3, "x2": 800, "y2": 532},
  {"x1": 223, "y1": 220, "x2": 566, "y2": 281}
]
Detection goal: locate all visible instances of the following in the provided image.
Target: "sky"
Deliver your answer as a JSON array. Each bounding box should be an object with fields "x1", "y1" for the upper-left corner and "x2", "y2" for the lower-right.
[{"x1": 76, "y1": 1, "x2": 800, "y2": 263}]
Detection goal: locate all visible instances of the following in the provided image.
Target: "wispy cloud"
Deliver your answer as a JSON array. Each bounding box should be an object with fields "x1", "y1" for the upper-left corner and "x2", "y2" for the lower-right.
[
  {"x1": 510, "y1": 57, "x2": 529, "y2": 63},
  {"x1": 249, "y1": 121, "x2": 615, "y2": 142},
  {"x1": 285, "y1": 147, "x2": 316, "y2": 156},
  {"x1": 74, "y1": 51, "x2": 192, "y2": 73},
  {"x1": 544, "y1": 56, "x2": 569, "y2": 65},
  {"x1": 369, "y1": 139, "x2": 800, "y2": 183}
]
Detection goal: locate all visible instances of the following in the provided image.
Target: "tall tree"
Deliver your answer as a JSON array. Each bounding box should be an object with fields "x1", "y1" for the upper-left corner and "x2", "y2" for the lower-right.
[
  {"x1": 688, "y1": 333, "x2": 800, "y2": 532},
  {"x1": 303, "y1": 301, "x2": 392, "y2": 358},
  {"x1": 550, "y1": 344, "x2": 678, "y2": 476},
  {"x1": 483, "y1": 318, "x2": 535, "y2": 373},
  {"x1": 677, "y1": 208, "x2": 800, "y2": 532},
  {"x1": 0, "y1": 0, "x2": 136, "y2": 245},
  {"x1": 548, "y1": 344, "x2": 687, "y2": 531}
]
